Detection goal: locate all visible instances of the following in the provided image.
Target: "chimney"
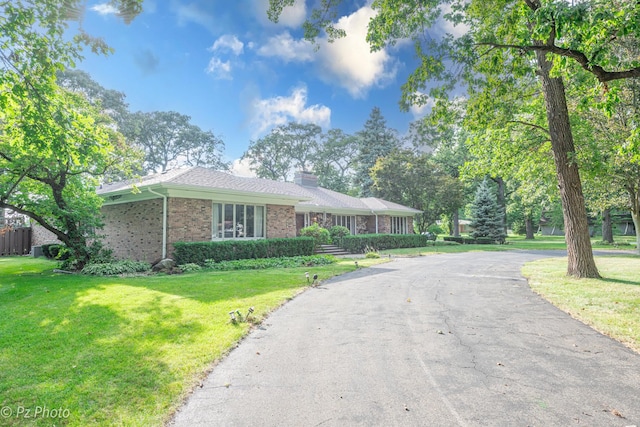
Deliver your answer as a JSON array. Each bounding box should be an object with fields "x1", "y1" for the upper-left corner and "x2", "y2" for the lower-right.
[{"x1": 294, "y1": 171, "x2": 318, "y2": 187}]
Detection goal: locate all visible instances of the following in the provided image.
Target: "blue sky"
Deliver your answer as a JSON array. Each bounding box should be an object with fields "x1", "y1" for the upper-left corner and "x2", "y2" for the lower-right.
[{"x1": 76, "y1": 1, "x2": 440, "y2": 175}]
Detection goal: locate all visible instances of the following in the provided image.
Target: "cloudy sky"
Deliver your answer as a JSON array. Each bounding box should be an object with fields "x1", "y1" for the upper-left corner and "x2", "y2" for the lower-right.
[{"x1": 77, "y1": 0, "x2": 436, "y2": 174}]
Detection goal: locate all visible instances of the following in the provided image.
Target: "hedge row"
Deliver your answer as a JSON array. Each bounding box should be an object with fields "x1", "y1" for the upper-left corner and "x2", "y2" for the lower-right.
[
  {"x1": 339, "y1": 234, "x2": 432, "y2": 253},
  {"x1": 443, "y1": 236, "x2": 498, "y2": 244},
  {"x1": 173, "y1": 237, "x2": 315, "y2": 265},
  {"x1": 203, "y1": 255, "x2": 336, "y2": 271}
]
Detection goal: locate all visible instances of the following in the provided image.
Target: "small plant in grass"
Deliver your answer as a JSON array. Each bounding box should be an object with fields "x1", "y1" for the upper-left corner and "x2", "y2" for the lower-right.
[{"x1": 364, "y1": 245, "x2": 380, "y2": 258}]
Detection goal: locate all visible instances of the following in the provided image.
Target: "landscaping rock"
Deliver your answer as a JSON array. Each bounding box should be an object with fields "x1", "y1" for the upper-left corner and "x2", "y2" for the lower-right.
[{"x1": 152, "y1": 258, "x2": 176, "y2": 272}]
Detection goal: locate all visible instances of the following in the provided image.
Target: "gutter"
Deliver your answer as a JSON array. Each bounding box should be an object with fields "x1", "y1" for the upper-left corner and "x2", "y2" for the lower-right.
[{"x1": 148, "y1": 188, "x2": 167, "y2": 259}]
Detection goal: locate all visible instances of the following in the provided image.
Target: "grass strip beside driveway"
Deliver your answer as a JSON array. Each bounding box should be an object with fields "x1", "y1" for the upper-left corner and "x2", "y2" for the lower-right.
[
  {"x1": 523, "y1": 255, "x2": 640, "y2": 353},
  {"x1": 0, "y1": 256, "x2": 376, "y2": 427}
]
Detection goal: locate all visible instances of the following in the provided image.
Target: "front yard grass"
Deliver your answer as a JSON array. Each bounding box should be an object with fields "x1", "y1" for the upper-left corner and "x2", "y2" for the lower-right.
[
  {"x1": 523, "y1": 255, "x2": 640, "y2": 353},
  {"x1": 381, "y1": 235, "x2": 637, "y2": 256},
  {"x1": 0, "y1": 256, "x2": 380, "y2": 426}
]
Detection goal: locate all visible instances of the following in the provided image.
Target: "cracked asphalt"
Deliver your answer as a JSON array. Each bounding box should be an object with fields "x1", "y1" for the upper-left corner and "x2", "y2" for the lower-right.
[{"x1": 170, "y1": 251, "x2": 640, "y2": 426}]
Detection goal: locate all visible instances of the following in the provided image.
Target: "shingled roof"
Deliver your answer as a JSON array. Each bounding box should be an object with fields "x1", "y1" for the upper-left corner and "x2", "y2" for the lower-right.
[{"x1": 98, "y1": 167, "x2": 420, "y2": 215}]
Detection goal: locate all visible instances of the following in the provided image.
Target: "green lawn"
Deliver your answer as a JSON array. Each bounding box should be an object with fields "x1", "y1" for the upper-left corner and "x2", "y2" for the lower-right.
[
  {"x1": 381, "y1": 234, "x2": 637, "y2": 256},
  {"x1": 0, "y1": 256, "x2": 377, "y2": 426},
  {"x1": 523, "y1": 255, "x2": 640, "y2": 353},
  {"x1": 2, "y1": 239, "x2": 639, "y2": 426}
]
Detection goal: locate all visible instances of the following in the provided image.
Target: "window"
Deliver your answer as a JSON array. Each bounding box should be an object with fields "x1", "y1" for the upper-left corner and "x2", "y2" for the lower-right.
[
  {"x1": 332, "y1": 215, "x2": 355, "y2": 234},
  {"x1": 213, "y1": 203, "x2": 265, "y2": 239},
  {"x1": 390, "y1": 216, "x2": 408, "y2": 234}
]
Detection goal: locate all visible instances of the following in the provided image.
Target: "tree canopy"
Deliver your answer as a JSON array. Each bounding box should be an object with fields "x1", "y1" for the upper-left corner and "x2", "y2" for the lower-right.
[
  {"x1": 0, "y1": 0, "x2": 143, "y2": 269},
  {"x1": 269, "y1": 0, "x2": 640, "y2": 277}
]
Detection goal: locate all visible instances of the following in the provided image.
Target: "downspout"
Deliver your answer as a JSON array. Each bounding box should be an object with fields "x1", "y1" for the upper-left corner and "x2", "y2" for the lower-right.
[
  {"x1": 148, "y1": 188, "x2": 167, "y2": 259},
  {"x1": 372, "y1": 210, "x2": 379, "y2": 234}
]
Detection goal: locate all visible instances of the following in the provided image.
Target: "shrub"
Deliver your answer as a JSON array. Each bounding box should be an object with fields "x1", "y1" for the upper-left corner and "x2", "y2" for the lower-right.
[
  {"x1": 203, "y1": 255, "x2": 336, "y2": 271},
  {"x1": 81, "y1": 260, "x2": 151, "y2": 276},
  {"x1": 300, "y1": 223, "x2": 331, "y2": 246},
  {"x1": 42, "y1": 244, "x2": 70, "y2": 260},
  {"x1": 328, "y1": 225, "x2": 351, "y2": 244},
  {"x1": 178, "y1": 263, "x2": 202, "y2": 273},
  {"x1": 173, "y1": 237, "x2": 315, "y2": 265},
  {"x1": 442, "y1": 236, "x2": 463, "y2": 244},
  {"x1": 427, "y1": 224, "x2": 444, "y2": 235},
  {"x1": 339, "y1": 234, "x2": 431, "y2": 253}
]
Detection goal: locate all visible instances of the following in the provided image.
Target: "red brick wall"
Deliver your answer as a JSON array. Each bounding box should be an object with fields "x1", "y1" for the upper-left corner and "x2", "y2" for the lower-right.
[
  {"x1": 266, "y1": 204, "x2": 296, "y2": 238},
  {"x1": 101, "y1": 199, "x2": 163, "y2": 262},
  {"x1": 166, "y1": 198, "x2": 212, "y2": 257}
]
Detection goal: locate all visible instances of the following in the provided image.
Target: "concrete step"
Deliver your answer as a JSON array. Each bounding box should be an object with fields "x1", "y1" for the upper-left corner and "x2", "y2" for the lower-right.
[{"x1": 315, "y1": 244, "x2": 352, "y2": 256}]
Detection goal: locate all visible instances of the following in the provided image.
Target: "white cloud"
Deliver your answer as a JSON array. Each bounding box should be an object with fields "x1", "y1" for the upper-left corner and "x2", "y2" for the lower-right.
[
  {"x1": 173, "y1": 2, "x2": 216, "y2": 33},
  {"x1": 256, "y1": 31, "x2": 314, "y2": 63},
  {"x1": 210, "y1": 35, "x2": 244, "y2": 56},
  {"x1": 410, "y1": 92, "x2": 436, "y2": 118},
  {"x1": 230, "y1": 158, "x2": 257, "y2": 177},
  {"x1": 252, "y1": 6, "x2": 396, "y2": 99},
  {"x1": 205, "y1": 58, "x2": 232, "y2": 80},
  {"x1": 316, "y1": 6, "x2": 397, "y2": 98},
  {"x1": 250, "y1": 86, "x2": 331, "y2": 135},
  {"x1": 91, "y1": 3, "x2": 118, "y2": 15},
  {"x1": 255, "y1": 0, "x2": 306, "y2": 28}
]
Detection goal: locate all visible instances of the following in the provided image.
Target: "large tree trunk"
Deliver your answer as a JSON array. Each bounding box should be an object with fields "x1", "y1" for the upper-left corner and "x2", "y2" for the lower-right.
[
  {"x1": 601, "y1": 208, "x2": 614, "y2": 244},
  {"x1": 535, "y1": 50, "x2": 600, "y2": 278},
  {"x1": 525, "y1": 214, "x2": 535, "y2": 239},
  {"x1": 452, "y1": 210, "x2": 460, "y2": 237},
  {"x1": 628, "y1": 183, "x2": 640, "y2": 255}
]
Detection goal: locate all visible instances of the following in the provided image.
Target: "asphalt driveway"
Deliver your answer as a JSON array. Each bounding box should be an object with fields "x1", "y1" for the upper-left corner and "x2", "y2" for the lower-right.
[{"x1": 171, "y1": 251, "x2": 640, "y2": 426}]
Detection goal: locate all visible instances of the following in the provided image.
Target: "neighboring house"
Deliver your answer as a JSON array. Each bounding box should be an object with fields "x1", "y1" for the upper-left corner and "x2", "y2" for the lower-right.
[{"x1": 97, "y1": 167, "x2": 421, "y2": 262}]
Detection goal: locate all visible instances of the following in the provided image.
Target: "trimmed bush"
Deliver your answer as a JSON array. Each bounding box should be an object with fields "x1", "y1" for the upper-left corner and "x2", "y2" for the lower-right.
[
  {"x1": 300, "y1": 223, "x2": 331, "y2": 246},
  {"x1": 173, "y1": 237, "x2": 315, "y2": 265},
  {"x1": 340, "y1": 234, "x2": 431, "y2": 253},
  {"x1": 328, "y1": 225, "x2": 351, "y2": 244}
]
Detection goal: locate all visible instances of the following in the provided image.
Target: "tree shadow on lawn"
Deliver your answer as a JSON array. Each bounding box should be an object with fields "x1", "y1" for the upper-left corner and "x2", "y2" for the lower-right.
[{"x1": 1, "y1": 283, "x2": 214, "y2": 427}]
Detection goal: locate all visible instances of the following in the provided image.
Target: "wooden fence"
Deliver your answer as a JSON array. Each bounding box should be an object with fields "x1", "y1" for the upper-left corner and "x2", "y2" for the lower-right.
[{"x1": 0, "y1": 227, "x2": 32, "y2": 256}]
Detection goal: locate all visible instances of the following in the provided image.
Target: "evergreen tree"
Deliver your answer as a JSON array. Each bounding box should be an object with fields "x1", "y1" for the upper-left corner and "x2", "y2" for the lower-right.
[
  {"x1": 353, "y1": 107, "x2": 399, "y2": 197},
  {"x1": 470, "y1": 179, "x2": 506, "y2": 243}
]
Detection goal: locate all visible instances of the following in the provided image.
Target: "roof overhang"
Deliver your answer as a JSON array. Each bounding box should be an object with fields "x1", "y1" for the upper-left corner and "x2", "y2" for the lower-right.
[{"x1": 100, "y1": 183, "x2": 311, "y2": 206}]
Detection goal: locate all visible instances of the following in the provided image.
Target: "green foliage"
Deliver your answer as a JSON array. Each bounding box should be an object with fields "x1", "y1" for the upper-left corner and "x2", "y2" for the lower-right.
[
  {"x1": 371, "y1": 149, "x2": 463, "y2": 232},
  {"x1": 81, "y1": 260, "x2": 151, "y2": 276},
  {"x1": 353, "y1": 107, "x2": 400, "y2": 197},
  {"x1": 470, "y1": 179, "x2": 507, "y2": 243},
  {"x1": 242, "y1": 122, "x2": 322, "y2": 181},
  {"x1": 178, "y1": 263, "x2": 202, "y2": 273},
  {"x1": 300, "y1": 223, "x2": 331, "y2": 246},
  {"x1": 121, "y1": 110, "x2": 228, "y2": 174},
  {"x1": 0, "y1": 0, "x2": 143, "y2": 270},
  {"x1": 427, "y1": 224, "x2": 444, "y2": 235},
  {"x1": 328, "y1": 225, "x2": 351, "y2": 244},
  {"x1": 340, "y1": 234, "x2": 431, "y2": 253},
  {"x1": 313, "y1": 129, "x2": 359, "y2": 193},
  {"x1": 203, "y1": 255, "x2": 337, "y2": 271},
  {"x1": 172, "y1": 237, "x2": 315, "y2": 265}
]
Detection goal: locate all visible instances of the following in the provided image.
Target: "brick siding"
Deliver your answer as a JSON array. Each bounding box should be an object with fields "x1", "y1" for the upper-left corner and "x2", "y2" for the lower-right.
[
  {"x1": 266, "y1": 204, "x2": 296, "y2": 238},
  {"x1": 101, "y1": 198, "x2": 163, "y2": 262},
  {"x1": 166, "y1": 198, "x2": 212, "y2": 258}
]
